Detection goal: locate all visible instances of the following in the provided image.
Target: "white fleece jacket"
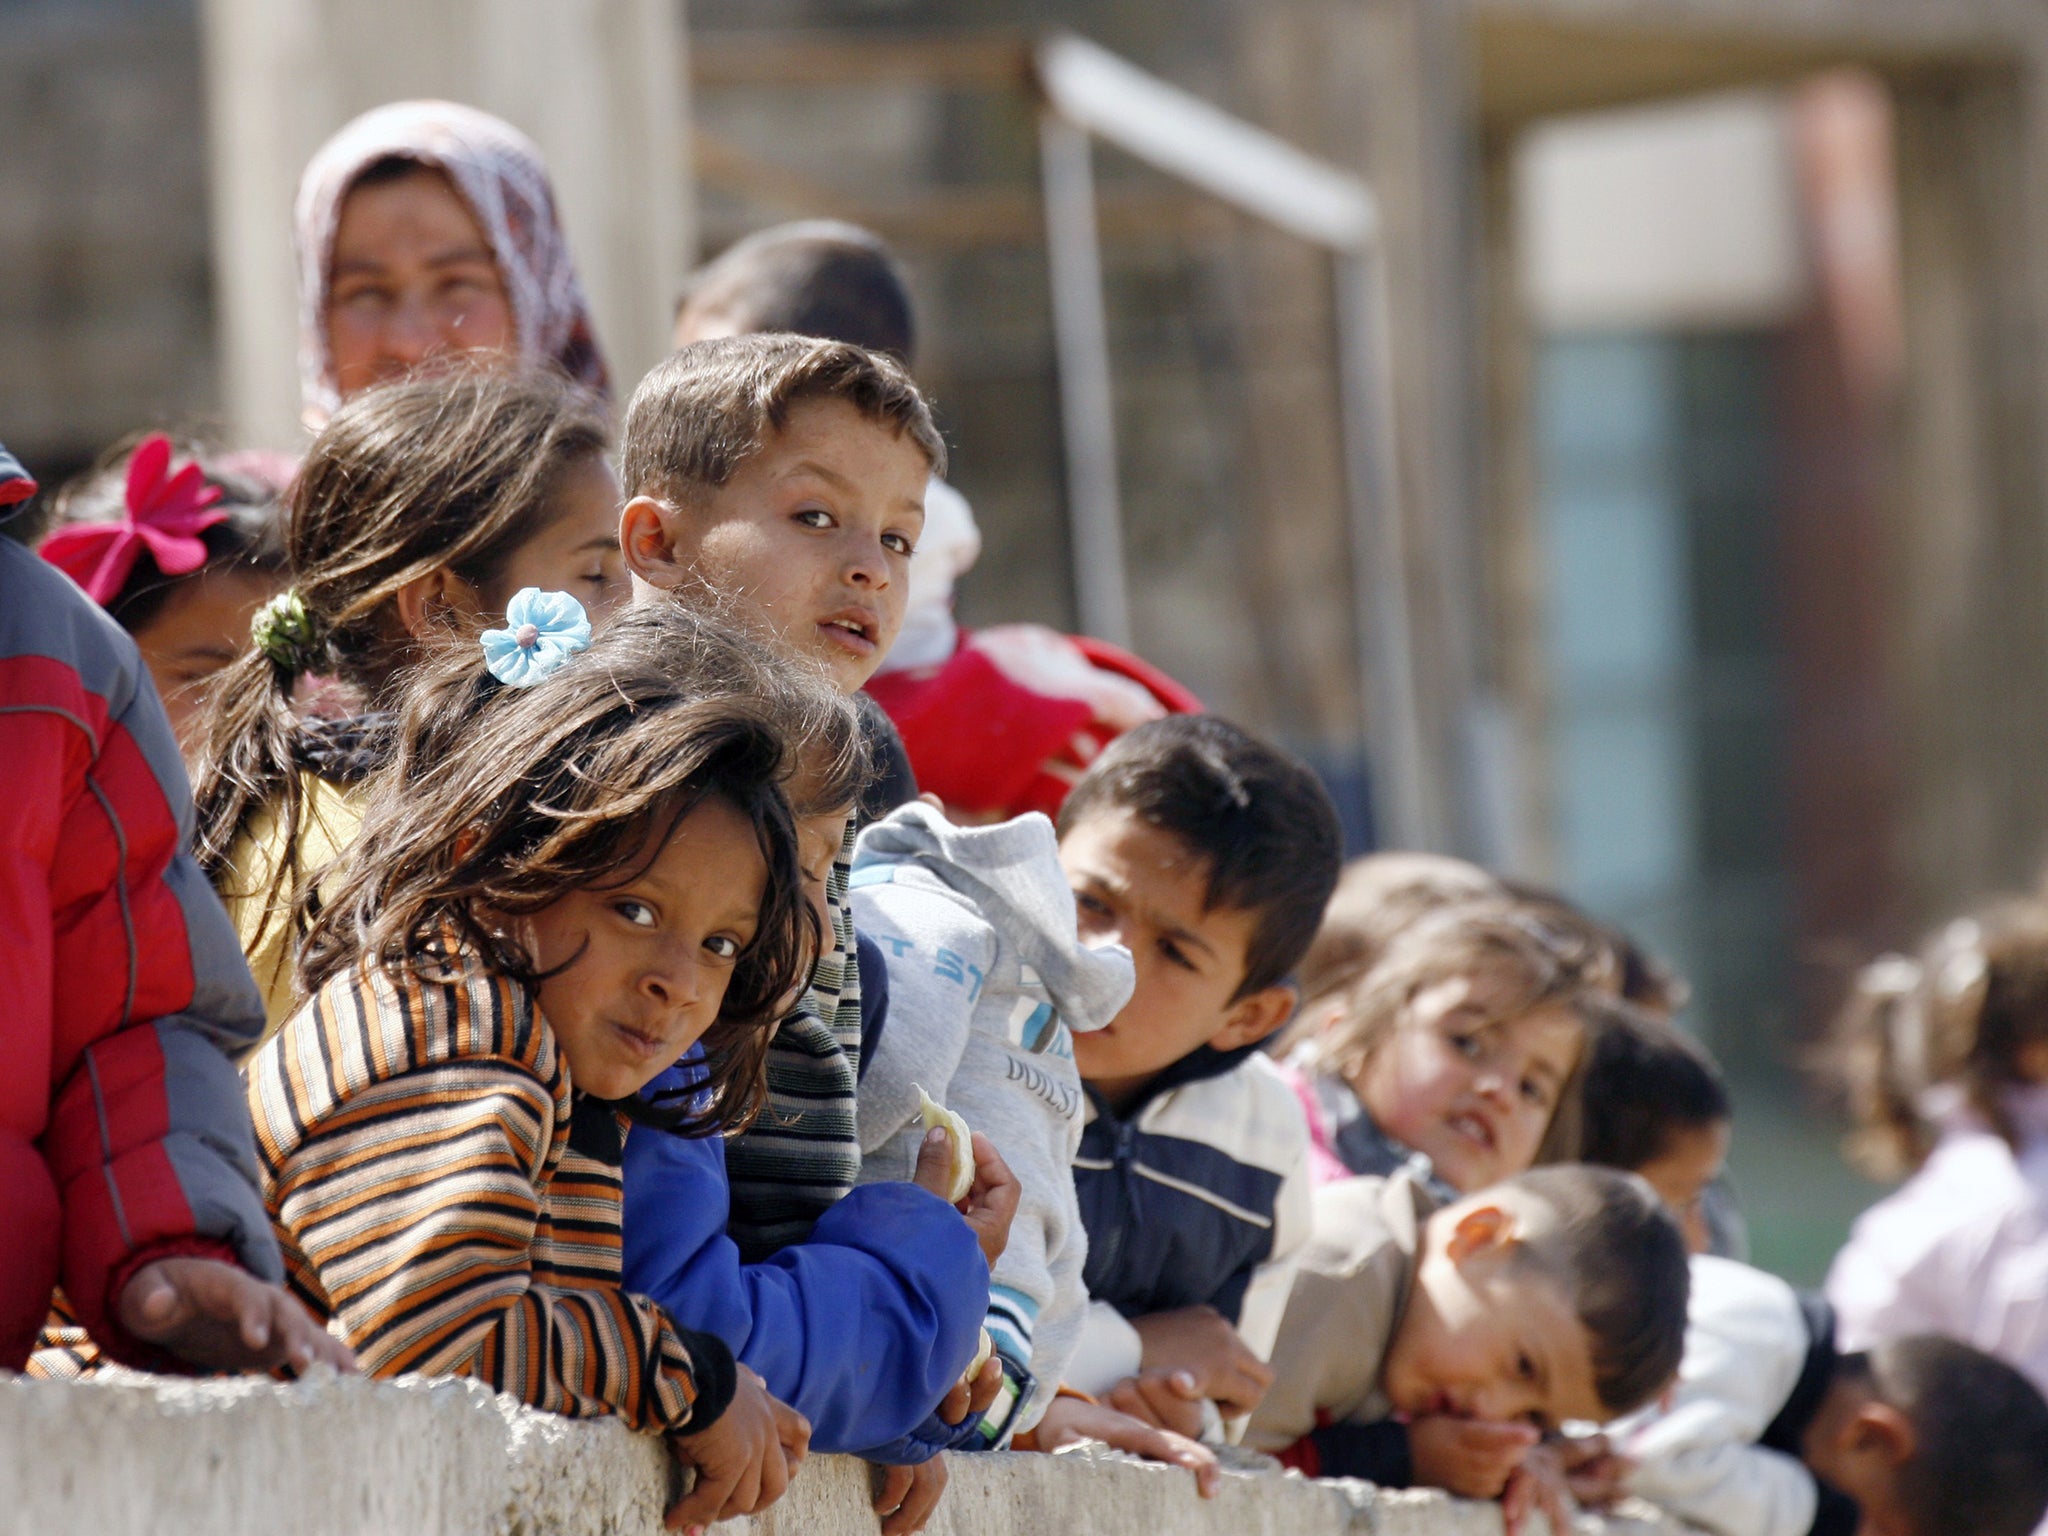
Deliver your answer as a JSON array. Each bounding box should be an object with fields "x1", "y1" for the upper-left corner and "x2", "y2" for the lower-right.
[
  {"x1": 1617, "y1": 1255, "x2": 1821, "y2": 1536},
  {"x1": 851, "y1": 803, "x2": 1135, "y2": 1434}
]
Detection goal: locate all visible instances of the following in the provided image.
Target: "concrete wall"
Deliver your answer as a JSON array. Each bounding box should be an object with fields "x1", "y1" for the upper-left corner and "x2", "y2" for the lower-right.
[{"x1": 0, "y1": 1371, "x2": 1684, "y2": 1536}]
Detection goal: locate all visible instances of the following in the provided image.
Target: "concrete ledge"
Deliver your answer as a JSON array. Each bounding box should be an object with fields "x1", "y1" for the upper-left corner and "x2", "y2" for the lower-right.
[{"x1": 0, "y1": 1372, "x2": 1683, "y2": 1536}]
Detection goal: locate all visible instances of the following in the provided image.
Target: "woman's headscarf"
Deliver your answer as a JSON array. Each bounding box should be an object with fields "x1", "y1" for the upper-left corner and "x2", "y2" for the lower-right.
[{"x1": 294, "y1": 100, "x2": 609, "y2": 426}]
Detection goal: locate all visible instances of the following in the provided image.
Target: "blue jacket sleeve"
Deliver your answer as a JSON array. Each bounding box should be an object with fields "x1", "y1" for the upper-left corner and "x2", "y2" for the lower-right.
[{"x1": 621, "y1": 1066, "x2": 988, "y2": 1456}]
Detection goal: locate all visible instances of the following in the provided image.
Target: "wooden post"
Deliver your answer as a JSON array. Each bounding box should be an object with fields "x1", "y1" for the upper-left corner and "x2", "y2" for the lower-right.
[{"x1": 199, "y1": 0, "x2": 692, "y2": 449}]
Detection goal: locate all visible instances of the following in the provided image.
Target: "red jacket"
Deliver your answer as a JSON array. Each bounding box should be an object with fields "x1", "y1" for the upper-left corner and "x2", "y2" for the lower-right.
[
  {"x1": 865, "y1": 627, "x2": 1202, "y2": 822},
  {"x1": 0, "y1": 531, "x2": 282, "y2": 1370}
]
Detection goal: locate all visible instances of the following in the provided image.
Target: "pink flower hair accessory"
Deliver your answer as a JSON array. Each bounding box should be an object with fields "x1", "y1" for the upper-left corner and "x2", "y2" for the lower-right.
[{"x1": 39, "y1": 434, "x2": 228, "y2": 607}]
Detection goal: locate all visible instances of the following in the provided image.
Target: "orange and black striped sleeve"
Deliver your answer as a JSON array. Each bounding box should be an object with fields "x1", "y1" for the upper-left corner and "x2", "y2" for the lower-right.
[{"x1": 251, "y1": 973, "x2": 735, "y2": 1434}]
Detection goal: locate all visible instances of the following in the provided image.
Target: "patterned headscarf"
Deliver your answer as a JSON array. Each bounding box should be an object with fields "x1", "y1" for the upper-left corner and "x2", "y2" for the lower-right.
[{"x1": 295, "y1": 100, "x2": 609, "y2": 427}]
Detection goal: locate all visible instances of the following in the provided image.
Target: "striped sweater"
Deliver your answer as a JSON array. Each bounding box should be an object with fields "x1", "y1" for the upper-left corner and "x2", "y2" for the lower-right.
[
  {"x1": 722, "y1": 816, "x2": 864, "y2": 1260},
  {"x1": 246, "y1": 958, "x2": 736, "y2": 1434}
]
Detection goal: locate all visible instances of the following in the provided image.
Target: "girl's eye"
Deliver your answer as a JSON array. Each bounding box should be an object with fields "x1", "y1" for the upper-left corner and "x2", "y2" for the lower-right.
[
  {"x1": 794, "y1": 508, "x2": 834, "y2": 530},
  {"x1": 705, "y1": 935, "x2": 740, "y2": 960},
  {"x1": 1451, "y1": 1033, "x2": 1484, "y2": 1060},
  {"x1": 882, "y1": 531, "x2": 915, "y2": 556},
  {"x1": 615, "y1": 900, "x2": 657, "y2": 928},
  {"x1": 1520, "y1": 1078, "x2": 1551, "y2": 1108}
]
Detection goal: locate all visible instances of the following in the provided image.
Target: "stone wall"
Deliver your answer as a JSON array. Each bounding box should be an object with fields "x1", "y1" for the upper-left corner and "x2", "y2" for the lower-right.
[{"x1": 0, "y1": 1371, "x2": 1683, "y2": 1536}]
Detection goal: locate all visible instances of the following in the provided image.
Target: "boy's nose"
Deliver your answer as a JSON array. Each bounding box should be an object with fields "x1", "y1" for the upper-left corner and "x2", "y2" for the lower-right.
[{"x1": 843, "y1": 540, "x2": 892, "y2": 588}]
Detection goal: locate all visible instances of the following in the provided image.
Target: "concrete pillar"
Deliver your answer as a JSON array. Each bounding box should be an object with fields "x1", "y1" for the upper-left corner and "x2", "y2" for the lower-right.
[{"x1": 199, "y1": 0, "x2": 692, "y2": 450}]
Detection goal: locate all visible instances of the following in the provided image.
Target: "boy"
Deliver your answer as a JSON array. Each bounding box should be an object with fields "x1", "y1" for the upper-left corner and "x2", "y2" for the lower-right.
[
  {"x1": 1578, "y1": 1003, "x2": 1732, "y2": 1255},
  {"x1": 1055, "y1": 715, "x2": 1341, "y2": 1437},
  {"x1": 0, "y1": 442, "x2": 349, "y2": 1379},
  {"x1": 1597, "y1": 1264, "x2": 2048, "y2": 1536},
  {"x1": 623, "y1": 336, "x2": 1093, "y2": 1531},
  {"x1": 1248, "y1": 1164, "x2": 1690, "y2": 1528},
  {"x1": 619, "y1": 333, "x2": 940, "y2": 1256}
]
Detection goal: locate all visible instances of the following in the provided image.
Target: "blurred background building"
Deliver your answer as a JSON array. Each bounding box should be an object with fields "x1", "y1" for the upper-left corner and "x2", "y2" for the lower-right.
[{"x1": 9, "y1": 0, "x2": 2048, "y2": 1279}]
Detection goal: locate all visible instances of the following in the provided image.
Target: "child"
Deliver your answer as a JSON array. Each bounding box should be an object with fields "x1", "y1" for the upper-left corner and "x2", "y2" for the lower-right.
[
  {"x1": 1607, "y1": 1271, "x2": 2048, "y2": 1536},
  {"x1": 1823, "y1": 900, "x2": 2048, "y2": 1394},
  {"x1": 1579, "y1": 1003, "x2": 1732, "y2": 1255},
  {"x1": 1247, "y1": 1165, "x2": 1690, "y2": 1525},
  {"x1": 619, "y1": 712, "x2": 1011, "y2": 1484},
  {"x1": 191, "y1": 366, "x2": 625, "y2": 1033},
  {"x1": 672, "y1": 219, "x2": 1200, "y2": 824},
  {"x1": 0, "y1": 441, "x2": 348, "y2": 1379},
  {"x1": 1052, "y1": 716, "x2": 1340, "y2": 1441},
  {"x1": 851, "y1": 801, "x2": 1139, "y2": 1441},
  {"x1": 1282, "y1": 898, "x2": 1614, "y2": 1196},
  {"x1": 248, "y1": 601, "x2": 910, "y2": 1527},
  {"x1": 38, "y1": 434, "x2": 287, "y2": 755},
  {"x1": 618, "y1": 333, "x2": 941, "y2": 1255}
]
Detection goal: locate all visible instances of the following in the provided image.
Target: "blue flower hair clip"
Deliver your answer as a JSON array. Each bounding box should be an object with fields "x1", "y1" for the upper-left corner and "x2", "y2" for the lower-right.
[{"x1": 481, "y1": 588, "x2": 592, "y2": 688}]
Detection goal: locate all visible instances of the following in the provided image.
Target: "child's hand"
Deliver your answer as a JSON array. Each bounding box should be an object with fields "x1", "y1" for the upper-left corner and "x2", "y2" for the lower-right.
[
  {"x1": 1557, "y1": 1433, "x2": 1631, "y2": 1509},
  {"x1": 1501, "y1": 1440, "x2": 1575, "y2": 1536},
  {"x1": 116, "y1": 1256, "x2": 357, "y2": 1376},
  {"x1": 664, "y1": 1365, "x2": 809, "y2": 1531},
  {"x1": 1405, "y1": 1413, "x2": 1540, "y2": 1500},
  {"x1": 1029, "y1": 1395, "x2": 1221, "y2": 1500},
  {"x1": 1130, "y1": 1304, "x2": 1275, "y2": 1417},
  {"x1": 938, "y1": 1354, "x2": 1004, "y2": 1426},
  {"x1": 1106, "y1": 1368, "x2": 1208, "y2": 1439},
  {"x1": 871, "y1": 1454, "x2": 948, "y2": 1536},
  {"x1": 915, "y1": 1129, "x2": 1019, "y2": 1268}
]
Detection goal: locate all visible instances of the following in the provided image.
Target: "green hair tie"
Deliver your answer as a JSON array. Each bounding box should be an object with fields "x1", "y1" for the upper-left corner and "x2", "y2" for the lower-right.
[{"x1": 251, "y1": 590, "x2": 322, "y2": 674}]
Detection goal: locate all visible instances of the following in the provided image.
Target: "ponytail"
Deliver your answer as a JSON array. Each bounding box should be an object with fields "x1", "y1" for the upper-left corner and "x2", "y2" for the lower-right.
[
  {"x1": 189, "y1": 590, "x2": 336, "y2": 948},
  {"x1": 1834, "y1": 953, "x2": 1935, "y2": 1178},
  {"x1": 1832, "y1": 902, "x2": 2048, "y2": 1176}
]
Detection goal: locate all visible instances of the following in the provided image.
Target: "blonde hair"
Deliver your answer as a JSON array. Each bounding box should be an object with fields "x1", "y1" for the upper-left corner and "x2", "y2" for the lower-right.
[
  {"x1": 1832, "y1": 898, "x2": 2048, "y2": 1177},
  {"x1": 1307, "y1": 896, "x2": 1619, "y2": 1164}
]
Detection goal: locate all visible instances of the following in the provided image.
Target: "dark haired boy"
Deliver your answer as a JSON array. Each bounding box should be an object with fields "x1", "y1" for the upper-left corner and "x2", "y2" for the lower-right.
[
  {"x1": 1248, "y1": 1165, "x2": 1691, "y2": 1530},
  {"x1": 674, "y1": 219, "x2": 917, "y2": 362},
  {"x1": 1598, "y1": 1265, "x2": 2048, "y2": 1536},
  {"x1": 1579, "y1": 1005, "x2": 1732, "y2": 1255},
  {"x1": 1054, "y1": 715, "x2": 1342, "y2": 1439}
]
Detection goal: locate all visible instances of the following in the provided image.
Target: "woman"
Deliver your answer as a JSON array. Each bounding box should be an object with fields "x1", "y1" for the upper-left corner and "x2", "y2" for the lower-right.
[{"x1": 295, "y1": 100, "x2": 609, "y2": 425}]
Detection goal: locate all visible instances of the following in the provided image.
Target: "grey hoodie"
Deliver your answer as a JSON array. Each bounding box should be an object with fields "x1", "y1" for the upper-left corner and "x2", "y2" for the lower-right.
[{"x1": 851, "y1": 803, "x2": 1135, "y2": 1433}]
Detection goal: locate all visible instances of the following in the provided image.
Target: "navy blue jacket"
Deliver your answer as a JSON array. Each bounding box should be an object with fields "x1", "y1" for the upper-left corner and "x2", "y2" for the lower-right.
[{"x1": 1071, "y1": 1042, "x2": 1311, "y2": 1387}]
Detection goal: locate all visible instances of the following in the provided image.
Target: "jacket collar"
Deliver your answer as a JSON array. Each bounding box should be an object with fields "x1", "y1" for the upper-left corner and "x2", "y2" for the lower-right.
[{"x1": 1086, "y1": 1038, "x2": 1268, "y2": 1122}]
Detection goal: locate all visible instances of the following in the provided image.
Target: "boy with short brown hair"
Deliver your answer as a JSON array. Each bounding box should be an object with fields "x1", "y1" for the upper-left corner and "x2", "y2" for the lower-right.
[{"x1": 1248, "y1": 1165, "x2": 1690, "y2": 1529}]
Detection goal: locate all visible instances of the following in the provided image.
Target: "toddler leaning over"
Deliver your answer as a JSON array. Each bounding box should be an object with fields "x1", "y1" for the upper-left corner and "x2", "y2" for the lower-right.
[{"x1": 248, "y1": 601, "x2": 850, "y2": 1528}]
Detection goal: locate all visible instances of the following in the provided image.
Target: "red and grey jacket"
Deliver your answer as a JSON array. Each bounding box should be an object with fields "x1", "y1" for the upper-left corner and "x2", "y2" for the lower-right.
[{"x1": 0, "y1": 515, "x2": 282, "y2": 1371}]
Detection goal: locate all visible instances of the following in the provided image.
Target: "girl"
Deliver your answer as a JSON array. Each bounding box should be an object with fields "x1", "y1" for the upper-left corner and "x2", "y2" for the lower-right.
[
  {"x1": 1825, "y1": 900, "x2": 2048, "y2": 1392},
  {"x1": 295, "y1": 100, "x2": 607, "y2": 425},
  {"x1": 250, "y1": 600, "x2": 820, "y2": 1527},
  {"x1": 38, "y1": 434, "x2": 288, "y2": 755},
  {"x1": 191, "y1": 366, "x2": 625, "y2": 1032},
  {"x1": 1283, "y1": 898, "x2": 1614, "y2": 1195}
]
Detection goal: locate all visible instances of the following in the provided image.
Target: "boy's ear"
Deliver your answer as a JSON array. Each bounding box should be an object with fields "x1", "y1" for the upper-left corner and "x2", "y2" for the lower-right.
[
  {"x1": 620, "y1": 495, "x2": 688, "y2": 590},
  {"x1": 1845, "y1": 1401, "x2": 1917, "y2": 1468},
  {"x1": 1211, "y1": 982, "x2": 1299, "y2": 1053},
  {"x1": 1444, "y1": 1202, "x2": 1517, "y2": 1265},
  {"x1": 393, "y1": 567, "x2": 478, "y2": 639}
]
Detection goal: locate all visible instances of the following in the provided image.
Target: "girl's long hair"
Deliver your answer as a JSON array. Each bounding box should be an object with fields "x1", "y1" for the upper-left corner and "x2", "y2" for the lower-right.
[
  {"x1": 1831, "y1": 898, "x2": 2048, "y2": 1177},
  {"x1": 1304, "y1": 896, "x2": 1620, "y2": 1164},
  {"x1": 302, "y1": 603, "x2": 853, "y2": 1135},
  {"x1": 190, "y1": 364, "x2": 609, "y2": 947}
]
